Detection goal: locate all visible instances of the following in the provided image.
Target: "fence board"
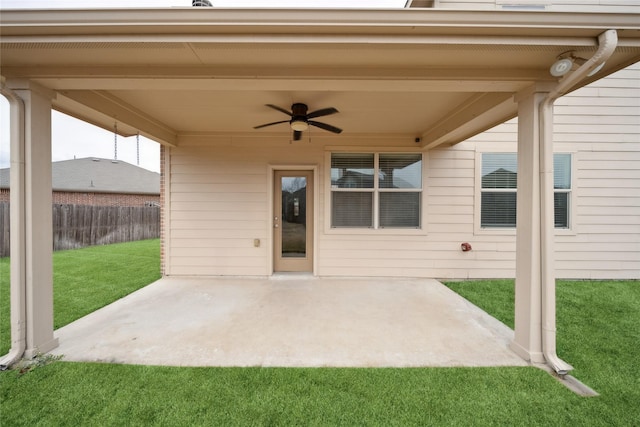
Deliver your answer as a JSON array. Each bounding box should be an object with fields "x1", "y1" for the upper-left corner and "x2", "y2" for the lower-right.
[
  {"x1": 0, "y1": 203, "x2": 9, "y2": 258},
  {"x1": 0, "y1": 203, "x2": 160, "y2": 257}
]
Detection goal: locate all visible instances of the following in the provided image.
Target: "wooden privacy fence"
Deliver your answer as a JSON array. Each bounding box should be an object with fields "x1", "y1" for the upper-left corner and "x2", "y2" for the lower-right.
[
  {"x1": 0, "y1": 203, "x2": 160, "y2": 257},
  {"x1": 0, "y1": 203, "x2": 8, "y2": 258}
]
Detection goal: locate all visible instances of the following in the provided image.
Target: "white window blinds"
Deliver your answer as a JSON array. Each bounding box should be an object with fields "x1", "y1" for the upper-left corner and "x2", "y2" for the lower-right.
[
  {"x1": 481, "y1": 153, "x2": 571, "y2": 229},
  {"x1": 331, "y1": 153, "x2": 422, "y2": 229}
]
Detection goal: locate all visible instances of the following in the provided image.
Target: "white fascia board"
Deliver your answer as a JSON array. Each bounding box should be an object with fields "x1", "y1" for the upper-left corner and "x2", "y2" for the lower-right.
[{"x1": 1, "y1": 8, "x2": 640, "y2": 39}]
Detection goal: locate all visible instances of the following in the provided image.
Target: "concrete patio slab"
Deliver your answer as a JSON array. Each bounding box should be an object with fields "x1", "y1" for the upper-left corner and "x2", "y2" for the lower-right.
[{"x1": 49, "y1": 276, "x2": 528, "y2": 368}]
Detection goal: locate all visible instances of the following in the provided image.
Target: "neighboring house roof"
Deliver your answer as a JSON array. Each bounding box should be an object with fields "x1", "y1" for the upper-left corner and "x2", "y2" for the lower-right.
[
  {"x1": 332, "y1": 171, "x2": 414, "y2": 189},
  {"x1": 0, "y1": 158, "x2": 160, "y2": 195},
  {"x1": 482, "y1": 168, "x2": 517, "y2": 189}
]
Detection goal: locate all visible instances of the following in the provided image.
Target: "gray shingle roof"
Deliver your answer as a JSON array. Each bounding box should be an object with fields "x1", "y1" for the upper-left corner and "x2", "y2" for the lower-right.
[{"x1": 0, "y1": 158, "x2": 159, "y2": 195}]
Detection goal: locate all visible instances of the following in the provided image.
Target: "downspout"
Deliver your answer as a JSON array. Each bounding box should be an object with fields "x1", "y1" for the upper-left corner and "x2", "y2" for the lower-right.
[
  {"x1": 539, "y1": 29, "x2": 618, "y2": 376},
  {"x1": 0, "y1": 83, "x2": 27, "y2": 368}
]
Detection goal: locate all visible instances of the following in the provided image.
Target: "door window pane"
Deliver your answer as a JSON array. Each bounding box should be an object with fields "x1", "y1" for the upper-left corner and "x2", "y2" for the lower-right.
[{"x1": 281, "y1": 177, "x2": 306, "y2": 257}]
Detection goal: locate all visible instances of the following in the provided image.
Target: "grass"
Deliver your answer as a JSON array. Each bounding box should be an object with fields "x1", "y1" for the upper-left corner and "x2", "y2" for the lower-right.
[
  {"x1": 1, "y1": 246, "x2": 638, "y2": 425},
  {"x1": 0, "y1": 365, "x2": 589, "y2": 426},
  {"x1": 0, "y1": 239, "x2": 161, "y2": 355},
  {"x1": 446, "y1": 279, "x2": 640, "y2": 424}
]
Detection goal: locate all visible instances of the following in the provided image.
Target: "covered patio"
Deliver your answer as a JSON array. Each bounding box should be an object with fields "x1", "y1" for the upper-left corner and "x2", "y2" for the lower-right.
[
  {"x1": 50, "y1": 276, "x2": 526, "y2": 367},
  {"x1": 2, "y1": 6, "x2": 639, "y2": 375}
]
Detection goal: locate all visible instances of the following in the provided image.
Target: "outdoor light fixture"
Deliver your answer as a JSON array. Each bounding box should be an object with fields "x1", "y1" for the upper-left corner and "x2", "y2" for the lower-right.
[
  {"x1": 550, "y1": 57, "x2": 574, "y2": 77},
  {"x1": 290, "y1": 119, "x2": 309, "y2": 131},
  {"x1": 550, "y1": 51, "x2": 606, "y2": 77}
]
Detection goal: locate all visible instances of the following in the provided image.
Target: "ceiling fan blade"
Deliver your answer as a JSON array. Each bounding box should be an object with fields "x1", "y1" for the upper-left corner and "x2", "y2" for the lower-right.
[
  {"x1": 309, "y1": 120, "x2": 343, "y2": 134},
  {"x1": 265, "y1": 104, "x2": 293, "y2": 116},
  {"x1": 307, "y1": 107, "x2": 338, "y2": 119},
  {"x1": 293, "y1": 130, "x2": 302, "y2": 141},
  {"x1": 253, "y1": 120, "x2": 290, "y2": 129}
]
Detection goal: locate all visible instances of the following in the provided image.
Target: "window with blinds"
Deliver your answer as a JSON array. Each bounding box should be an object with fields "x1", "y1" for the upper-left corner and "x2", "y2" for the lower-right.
[
  {"x1": 553, "y1": 154, "x2": 571, "y2": 229},
  {"x1": 331, "y1": 153, "x2": 422, "y2": 228},
  {"x1": 481, "y1": 153, "x2": 518, "y2": 228},
  {"x1": 481, "y1": 153, "x2": 571, "y2": 229}
]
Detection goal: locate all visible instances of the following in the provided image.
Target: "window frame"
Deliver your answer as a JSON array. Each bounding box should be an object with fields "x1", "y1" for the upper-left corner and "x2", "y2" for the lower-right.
[
  {"x1": 552, "y1": 153, "x2": 573, "y2": 231},
  {"x1": 474, "y1": 150, "x2": 575, "y2": 235},
  {"x1": 325, "y1": 150, "x2": 427, "y2": 235},
  {"x1": 479, "y1": 152, "x2": 518, "y2": 229}
]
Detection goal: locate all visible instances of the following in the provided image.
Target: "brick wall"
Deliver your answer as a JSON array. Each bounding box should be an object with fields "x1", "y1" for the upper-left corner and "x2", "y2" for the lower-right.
[
  {"x1": 52, "y1": 191, "x2": 159, "y2": 207},
  {"x1": 0, "y1": 189, "x2": 159, "y2": 207}
]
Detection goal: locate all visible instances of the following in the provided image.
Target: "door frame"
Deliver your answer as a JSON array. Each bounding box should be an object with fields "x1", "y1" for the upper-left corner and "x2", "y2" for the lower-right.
[{"x1": 268, "y1": 165, "x2": 318, "y2": 276}]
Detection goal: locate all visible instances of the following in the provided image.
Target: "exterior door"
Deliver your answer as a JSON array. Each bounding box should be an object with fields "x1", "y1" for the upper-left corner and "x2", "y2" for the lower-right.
[{"x1": 274, "y1": 171, "x2": 313, "y2": 272}]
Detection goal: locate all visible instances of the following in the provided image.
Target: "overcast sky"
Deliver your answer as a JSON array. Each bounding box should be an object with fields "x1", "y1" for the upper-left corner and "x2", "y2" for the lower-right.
[{"x1": 0, "y1": 0, "x2": 406, "y2": 173}]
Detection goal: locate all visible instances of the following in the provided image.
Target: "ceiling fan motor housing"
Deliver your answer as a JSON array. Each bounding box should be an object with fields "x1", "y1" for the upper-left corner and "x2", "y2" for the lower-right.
[{"x1": 291, "y1": 103, "x2": 309, "y2": 124}]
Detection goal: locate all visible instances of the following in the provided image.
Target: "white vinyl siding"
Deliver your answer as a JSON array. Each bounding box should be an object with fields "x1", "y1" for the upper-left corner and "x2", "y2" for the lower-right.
[
  {"x1": 467, "y1": 64, "x2": 640, "y2": 279},
  {"x1": 555, "y1": 66, "x2": 640, "y2": 276},
  {"x1": 165, "y1": 64, "x2": 639, "y2": 280},
  {"x1": 166, "y1": 137, "x2": 324, "y2": 276}
]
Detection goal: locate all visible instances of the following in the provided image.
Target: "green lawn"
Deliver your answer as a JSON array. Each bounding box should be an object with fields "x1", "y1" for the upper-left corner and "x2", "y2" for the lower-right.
[
  {"x1": 448, "y1": 279, "x2": 640, "y2": 425},
  {"x1": 0, "y1": 239, "x2": 161, "y2": 355},
  {"x1": 1, "y1": 246, "x2": 638, "y2": 425}
]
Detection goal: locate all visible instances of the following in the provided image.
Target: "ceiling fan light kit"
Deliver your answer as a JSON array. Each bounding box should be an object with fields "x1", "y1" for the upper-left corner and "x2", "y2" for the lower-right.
[
  {"x1": 290, "y1": 120, "x2": 309, "y2": 132},
  {"x1": 254, "y1": 103, "x2": 342, "y2": 141}
]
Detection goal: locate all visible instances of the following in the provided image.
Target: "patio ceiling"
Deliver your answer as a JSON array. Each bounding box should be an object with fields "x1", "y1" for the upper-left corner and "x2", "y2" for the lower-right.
[{"x1": 1, "y1": 8, "x2": 639, "y2": 148}]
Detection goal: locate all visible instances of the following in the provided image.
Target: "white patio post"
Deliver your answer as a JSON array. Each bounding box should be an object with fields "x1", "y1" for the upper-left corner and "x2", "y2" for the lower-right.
[
  {"x1": 8, "y1": 80, "x2": 58, "y2": 358},
  {"x1": 510, "y1": 84, "x2": 552, "y2": 364}
]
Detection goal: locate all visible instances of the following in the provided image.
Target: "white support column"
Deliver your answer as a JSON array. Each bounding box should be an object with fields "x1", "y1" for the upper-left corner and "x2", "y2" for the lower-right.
[
  {"x1": 510, "y1": 86, "x2": 550, "y2": 364},
  {"x1": 8, "y1": 80, "x2": 58, "y2": 358}
]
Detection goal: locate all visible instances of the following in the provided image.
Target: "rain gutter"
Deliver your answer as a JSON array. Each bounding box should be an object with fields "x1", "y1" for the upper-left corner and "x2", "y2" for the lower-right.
[
  {"x1": 0, "y1": 83, "x2": 27, "y2": 369},
  {"x1": 538, "y1": 29, "x2": 618, "y2": 376}
]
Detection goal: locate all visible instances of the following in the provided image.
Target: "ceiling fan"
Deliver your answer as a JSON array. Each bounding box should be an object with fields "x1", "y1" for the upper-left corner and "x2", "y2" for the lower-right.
[{"x1": 253, "y1": 103, "x2": 343, "y2": 141}]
